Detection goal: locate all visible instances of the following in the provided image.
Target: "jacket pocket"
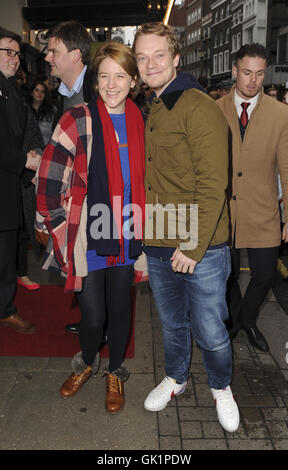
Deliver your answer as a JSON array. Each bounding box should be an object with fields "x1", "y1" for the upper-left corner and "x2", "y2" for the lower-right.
[
  {"x1": 145, "y1": 192, "x2": 198, "y2": 249},
  {"x1": 153, "y1": 133, "x2": 191, "y2": 177}
]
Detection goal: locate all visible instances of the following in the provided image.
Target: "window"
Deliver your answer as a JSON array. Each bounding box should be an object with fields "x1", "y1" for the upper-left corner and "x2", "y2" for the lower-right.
[
  {"x1": 219, "y1": 31, "x2": 223, "y2": 46},
  {"x1": 226, "y1": 28, "x2": 229, "y2": 43},
  {"x1": 237, "y1": 32, "x2": 241, "y2": 49},
  {"x1": 232, "y1": 34, "x2": 236, "y2": 52},
  {"x1": 224, "y1": 50, "x2": 229, "y2": 71},
  {"x1": 213, "y1": 54, "x2": 218, "y2": 74},
  {"x1": 247, "y1": 27, "x2": 253, "y2": 44},
  {"x1": 219, "y1": 52, "x2": 223, "y2": 73}
]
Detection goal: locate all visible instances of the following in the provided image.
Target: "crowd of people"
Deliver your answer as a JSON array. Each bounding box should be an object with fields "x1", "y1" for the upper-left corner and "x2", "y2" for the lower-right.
[{"x1": 1, "y1": 19, "x2": 288, "y2": 435}]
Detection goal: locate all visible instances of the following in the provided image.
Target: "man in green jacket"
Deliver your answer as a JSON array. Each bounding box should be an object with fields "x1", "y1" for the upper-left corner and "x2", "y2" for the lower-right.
[{"x1": 133, "y1": 22, "x2": 239, "y2": 433}]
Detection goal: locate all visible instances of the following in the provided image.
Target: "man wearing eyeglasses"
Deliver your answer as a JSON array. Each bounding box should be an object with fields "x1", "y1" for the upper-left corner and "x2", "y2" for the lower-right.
[
  {"x1": 0, "y1": 27, "x2": 41, "y2": 334},
  {"x1": 217, "y1": 43, "x2": 288, "y2": 352}
]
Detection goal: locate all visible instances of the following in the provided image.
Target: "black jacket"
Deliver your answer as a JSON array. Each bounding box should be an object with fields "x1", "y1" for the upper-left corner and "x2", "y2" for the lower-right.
[{"x1": 0, "y1": 72, "x2": 27, "y2": 231}]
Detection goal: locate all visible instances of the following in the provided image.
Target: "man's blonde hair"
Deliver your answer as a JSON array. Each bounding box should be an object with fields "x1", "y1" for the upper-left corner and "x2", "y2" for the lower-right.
[{"x1": 132, "y1": 22, "x2": 180, "y2": 58}]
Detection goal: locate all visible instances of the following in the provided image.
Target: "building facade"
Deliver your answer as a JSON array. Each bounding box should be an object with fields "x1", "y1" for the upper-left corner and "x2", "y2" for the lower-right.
[
  {"x1": 210, "y1": 0, "x2": 232, "y2": 84},
  {"x1": 185, "y1": 0, "x2": 204, "y2": 77},
  {"x1": 230, "y1": 0, "x2": 244, "y2": 66},
  {"x1": 242, "y1": 0, "x2": 268, "y2": 46},
  {"x1": 169, "y1": 0, "x2": 287, "y2": 87}
]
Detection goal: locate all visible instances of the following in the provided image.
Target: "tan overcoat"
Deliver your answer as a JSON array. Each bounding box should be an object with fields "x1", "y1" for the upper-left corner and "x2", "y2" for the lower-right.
[{"x1": 217, "y1": 86, "x2": 288, "y2": 248}]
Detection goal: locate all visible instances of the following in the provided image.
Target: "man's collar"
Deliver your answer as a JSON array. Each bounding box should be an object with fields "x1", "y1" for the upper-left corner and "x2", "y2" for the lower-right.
[
  {"x1": 0, "y1": 70, "x2": 8, "y2": 85},
  {"x1": 155, "y1": 90, "x2": 184, "y2": 110},
  {"x1": 58, "y1": 65, "x2": 87, "y2": 98},
  {"x1": 234, "y1": 88, "x2": 260, "y2": 106},
  {"x1": 228, "y1": 84, "x2": 264, "y2": 103}
]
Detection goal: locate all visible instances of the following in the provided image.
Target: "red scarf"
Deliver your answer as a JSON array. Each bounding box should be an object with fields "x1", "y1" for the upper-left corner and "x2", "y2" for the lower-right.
[{"x1": 97, "y1": 96, "x2": 146, "y2": 265}]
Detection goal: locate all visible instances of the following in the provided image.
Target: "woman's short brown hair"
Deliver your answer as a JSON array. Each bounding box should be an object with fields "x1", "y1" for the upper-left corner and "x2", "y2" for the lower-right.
[
  {"x1": 132, "y1": 22, "x2": 180, "y2": 58},
  {"x1": 90, "y1": 41, "x2": 139, "y2": 95}
]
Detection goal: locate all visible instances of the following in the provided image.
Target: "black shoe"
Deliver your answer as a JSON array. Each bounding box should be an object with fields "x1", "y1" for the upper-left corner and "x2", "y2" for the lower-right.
[
  {"x1": 227, "y1": 322, "x2": 242, "y2": 340},
  {"x1": 65, "y1": 322, "x2": 80, "y2": 334},
  {"x1": 229, "y1": 328, "x2": 240, "y2": 340},
  {"x1": 244, "y1": 326, "x2": 269, "y2": 352}
]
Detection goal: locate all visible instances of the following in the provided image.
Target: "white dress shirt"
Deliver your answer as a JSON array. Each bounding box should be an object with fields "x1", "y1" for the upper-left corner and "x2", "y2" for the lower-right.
[
  {"x1": 58, "y1": 65, "x2": 87, "y2": 98},
  {"x1": 234, "y1": 89, "x2": 259, "y2": 120}
]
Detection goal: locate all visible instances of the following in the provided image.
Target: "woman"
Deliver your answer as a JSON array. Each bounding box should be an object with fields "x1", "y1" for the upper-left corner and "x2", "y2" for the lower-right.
[
  {"x1": 30, "y1": 80, "x2": 56, "y2": 145},
  {"x1": 36, "y1": 42, "x2": 145, "y2": 413},
  {"x1": 15, "y1": 76, "x2": 44, "y2": 292}
]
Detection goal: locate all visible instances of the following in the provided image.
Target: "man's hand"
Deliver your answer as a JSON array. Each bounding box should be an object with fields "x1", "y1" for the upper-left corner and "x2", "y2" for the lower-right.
[
  {"x1": 171, "y1": 247, "x2": 197, "y2": 274},
  {"x1": 282, "y1": 222, "x2": 288, "y2": 243},
  {"x1": 35, "y1": 229, "x2": 49, "y2": 247},
  {"x1": 25, "y1": 150, "x2": 41, "y2": 171}
]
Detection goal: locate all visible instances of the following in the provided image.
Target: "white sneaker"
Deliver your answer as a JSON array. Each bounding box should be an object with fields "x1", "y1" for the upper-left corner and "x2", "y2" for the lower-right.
[
  {"x1": 211, "y1": 386, "x2": 240, "y2": 432},
  {"x1": 144, "y1": 376, "x2": 187, "y2": 412}
]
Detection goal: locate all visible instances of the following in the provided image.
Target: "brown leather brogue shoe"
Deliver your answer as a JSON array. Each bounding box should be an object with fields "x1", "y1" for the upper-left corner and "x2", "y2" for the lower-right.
[
  {"x1": 0, "y1": 313, "x2": 36, "y2": 334},
  {"x1": 105, "y1": 372, "x2": 125, "y2": 414},
  {"x1": 60, "y1": 366, "x2": 93, "y2": 399}
]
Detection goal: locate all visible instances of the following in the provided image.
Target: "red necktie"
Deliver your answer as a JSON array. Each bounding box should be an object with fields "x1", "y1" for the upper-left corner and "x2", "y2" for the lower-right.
[{"x1": 240, "y1": 102, "x2": 250, "y2": 127}]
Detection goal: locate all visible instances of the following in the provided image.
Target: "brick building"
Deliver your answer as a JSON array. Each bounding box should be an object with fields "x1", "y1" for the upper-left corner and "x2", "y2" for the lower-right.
[{"x1": 169, "y1": 0, "x2": 288, "y2": 87}]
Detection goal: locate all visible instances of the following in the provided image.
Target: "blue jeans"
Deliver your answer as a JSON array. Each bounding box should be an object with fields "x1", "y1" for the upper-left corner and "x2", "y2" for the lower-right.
[{"x1": 147, "y1": 246, "x2": 232, "y2": 389}]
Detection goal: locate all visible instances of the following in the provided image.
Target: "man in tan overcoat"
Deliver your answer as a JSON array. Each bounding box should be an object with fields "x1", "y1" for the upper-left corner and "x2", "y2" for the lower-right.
[{"x1": 217, "y1": 43, "x2": 288, "y2": 352}]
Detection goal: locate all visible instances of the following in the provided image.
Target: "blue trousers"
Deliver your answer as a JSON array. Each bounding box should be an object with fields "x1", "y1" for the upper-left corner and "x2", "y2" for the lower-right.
[{"x1": 147, "y1": 246, "x2": 232, "y2": 389}]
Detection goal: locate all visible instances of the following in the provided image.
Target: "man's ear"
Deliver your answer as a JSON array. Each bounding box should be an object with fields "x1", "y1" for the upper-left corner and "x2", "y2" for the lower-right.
[
  {"x1": 71, "y1": 48, "x2": 82, "y2": 64},
  {"x1": 173, "y1": 53, "x2": 180, "y2": 68},
  {"x1": 232, "y1": 63, "x2": 238, "y2": 80}
]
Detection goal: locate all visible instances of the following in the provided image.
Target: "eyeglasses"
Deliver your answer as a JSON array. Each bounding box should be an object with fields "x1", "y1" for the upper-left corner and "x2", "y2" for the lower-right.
[{"x1": 0, "y1": 48, "x2": 23, "y2": 60}]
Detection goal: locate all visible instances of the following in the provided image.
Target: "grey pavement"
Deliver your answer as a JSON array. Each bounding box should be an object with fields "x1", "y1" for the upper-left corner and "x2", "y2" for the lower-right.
[{"x1": 0, "y1": 249, "x2": 288, "y2": 451}]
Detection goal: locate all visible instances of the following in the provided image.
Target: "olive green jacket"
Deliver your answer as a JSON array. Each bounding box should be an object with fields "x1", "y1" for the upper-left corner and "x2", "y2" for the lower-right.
[{"x1": 144, "y1": 88, "x2": 229, "y2": 262}]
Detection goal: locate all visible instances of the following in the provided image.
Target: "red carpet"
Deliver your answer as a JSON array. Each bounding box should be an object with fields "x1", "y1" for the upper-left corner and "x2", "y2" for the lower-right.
[{"x1": 0, "y1": 285, "x2": 135, "y2": 358}]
